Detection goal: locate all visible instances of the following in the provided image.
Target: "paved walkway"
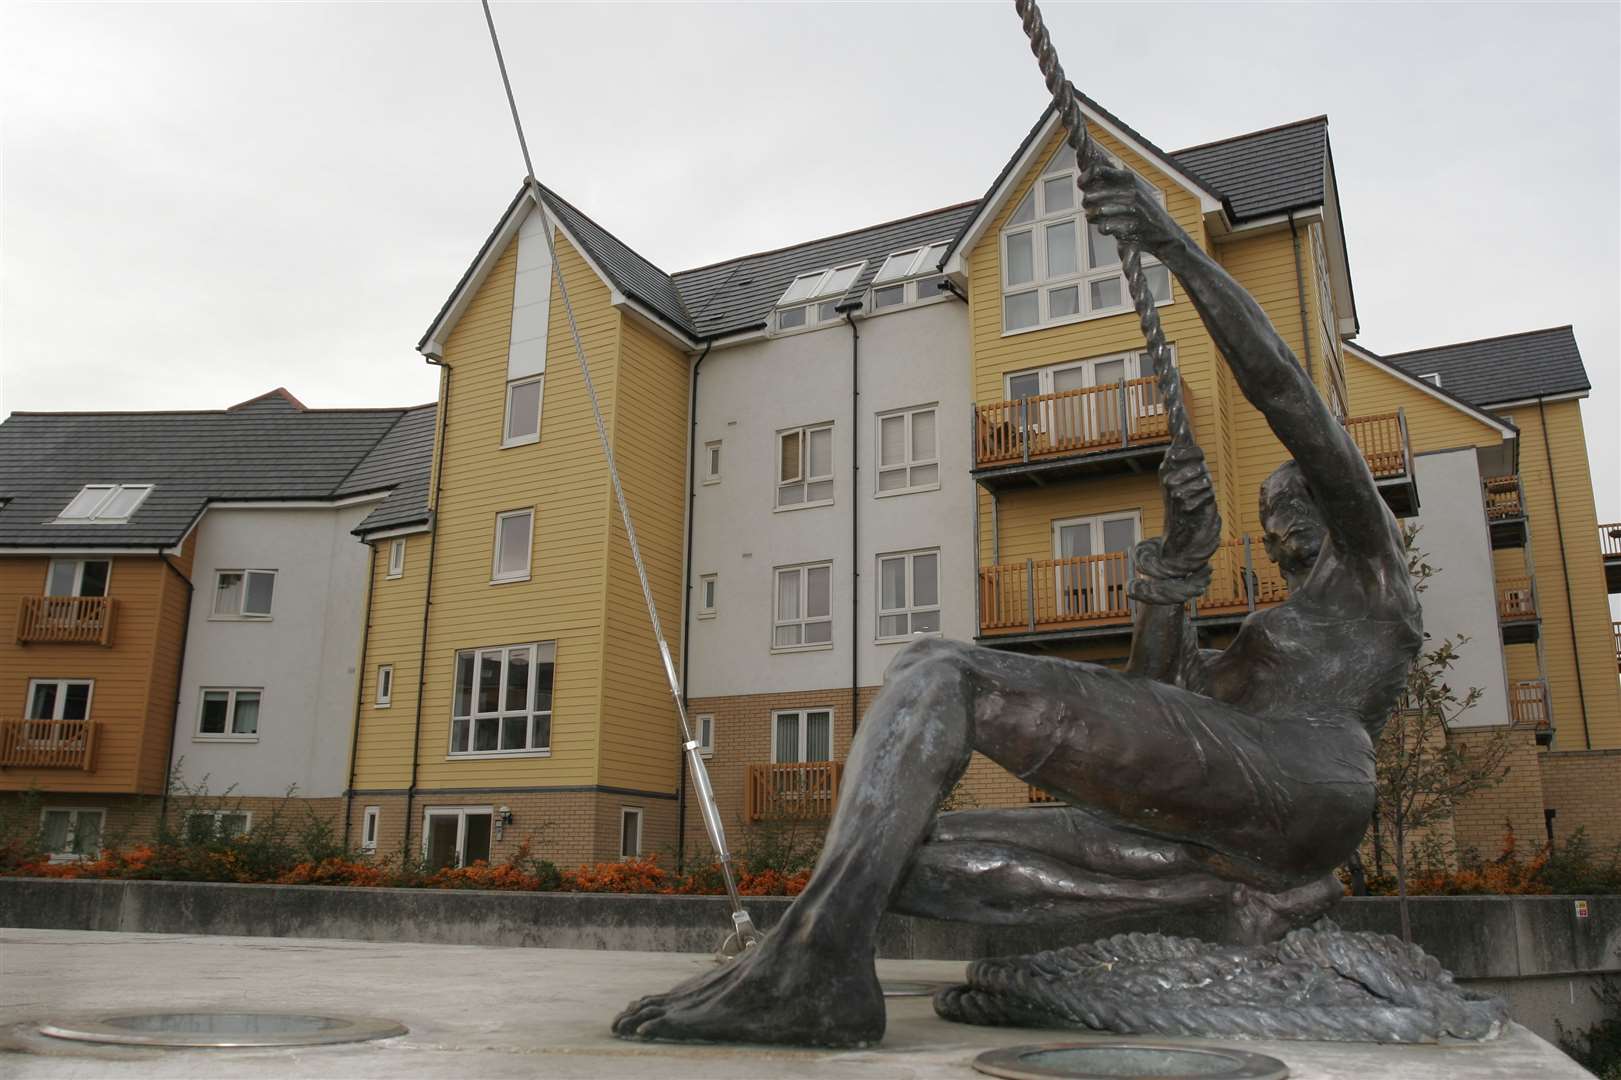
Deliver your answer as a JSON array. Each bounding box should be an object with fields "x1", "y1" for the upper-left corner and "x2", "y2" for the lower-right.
[{"x1": 0, "y1": 929, "x2": 1590, "y2": 1078}]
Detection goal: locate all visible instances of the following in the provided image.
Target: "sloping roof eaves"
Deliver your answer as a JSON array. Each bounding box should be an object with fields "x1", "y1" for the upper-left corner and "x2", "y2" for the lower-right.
[
  {"x1": 348, "y1": 404, "x2": 438, "y2": 535},
  {"x1": 1345, "y1": 343, "x2": 1519, "y2": 436},
  {"x1": 670, "y1": 202, "x2": 979, "y2": 339},
  {"x1": 1172, "y1": 117, "x2": 1329, "y2": 222},
  {"x1": 1378, "y1": 327, "x2": 1590, "y2": 408}
]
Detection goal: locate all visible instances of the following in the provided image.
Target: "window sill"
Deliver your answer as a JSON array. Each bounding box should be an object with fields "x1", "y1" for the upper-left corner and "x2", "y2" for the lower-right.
[
  {"x1": 208, "y1": 615, "x2": 273, "y2": 623},
  {"x1": 698, "y1": 748, "x2": 714, "y2": 759},
  {"x1": 875, "y1": 631, "x2": 945, "y2": 646},
  {"x1": 445, "y1": 749, "x2": 552, "y2": 761},
  {"x1": 702, "y1": 477, "x2": 721, "y2": 486},
  {"x1": 770, "y1": 643, "x2": 835, "y2": 655},
  {"x1": 193, "y1": 734, "x2": 260, "y2": 744},
  {"x1": 773, "y1": 500, "x2": 835, "y2": 514},
  {"x1": 696, "y1": 611, "x2": 716, "y2": 620},
  {"x1": 489, "y1": 575, "x2": 532, "y2": 586},
  {"x1": 500, "y1": 434, "x2": 541, "y2": 449},
  {"x1": 874, "y1": 482, "x2": 941, "y2": 499},
  {"x1": 375, "y1": 702, "x2": 392, "y2": 709},
  {"x1": 1000, "y1": 294, "x2": 1173, "y2": 338},
  {"x1": 385, "y1": 572, "x2": 403, "y2": 581}
]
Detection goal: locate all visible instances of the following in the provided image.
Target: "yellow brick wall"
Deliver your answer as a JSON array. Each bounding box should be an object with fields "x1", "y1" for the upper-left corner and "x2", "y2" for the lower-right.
[{"x1": 1539, "y1": 750, "x2": 1621, "y2": 848}]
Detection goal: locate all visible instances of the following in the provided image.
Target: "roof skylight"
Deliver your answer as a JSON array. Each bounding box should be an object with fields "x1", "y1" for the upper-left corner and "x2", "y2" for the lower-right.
[
  {"x1": 57, "y1": 484, "x2": 154, "y2": 523},
  {"x1": 777, "y1": 261, "x2": 866, "y2": 307},
  {"x1": 873, "y1": 243, "x2": 950, "y2": 285}
]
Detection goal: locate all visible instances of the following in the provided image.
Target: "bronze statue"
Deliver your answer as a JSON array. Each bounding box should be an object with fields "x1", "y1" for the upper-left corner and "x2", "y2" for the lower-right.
[{"x1": 612, "y1": 139, "x2": 1422, "y2": 1048}]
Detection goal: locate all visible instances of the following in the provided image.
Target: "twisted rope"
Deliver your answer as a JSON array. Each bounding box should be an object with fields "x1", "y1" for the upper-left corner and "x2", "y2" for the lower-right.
[
  {"x1": 933, "y1": 924, "x2": 1507, "y2": 1044},
  {"x1": 1014, "y1": 0, "x2": 1191, "y2": 452}
]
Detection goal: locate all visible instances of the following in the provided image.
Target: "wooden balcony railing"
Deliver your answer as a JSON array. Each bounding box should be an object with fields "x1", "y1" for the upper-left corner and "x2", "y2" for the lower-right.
[
  {"x1": 1509, "y1": 681, "x2": 1551, "y2": 730},
  {"x1": 1482, "y1": 475, "x2": 1525, "y2": 520},
  {"x1": 1193, "y1": 537, "x2": 1291, "y2": 617},
  {"x1": 16, "y1": 596, "x2": 116, "y2": 646},
  {"x1": 1601, "y1": 523, "x2": 1621, "y2": 559},
  {"x1": 1345, "y1": 411, "x2": 1411, "y2": 480},
  {"x1": 1497, "y1": 578, "x2": 1537, "y2": 622},
  {"x1": 1029, "y1": 786, "x2": 1060, "y2": 804},
  {"x1": 0, "y1": 718, "x2": 99, "y2": 770},
  {"x1": 974, "y1": 376, "x2": 1173, "y2": 469},
  {"x1": 1612, "y1": 621, "x2": 1620, "y2": 672},
  {"x1": 978, "y1": 552, "x2": 1133, "y2": 636},
  {"x1": 745, "y1": 761, "x2": 843, "y2": 823}
]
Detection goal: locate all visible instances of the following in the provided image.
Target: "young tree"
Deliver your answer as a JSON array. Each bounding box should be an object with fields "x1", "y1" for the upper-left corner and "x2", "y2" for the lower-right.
[{"x1": 1373, "y1": 525, "x2": 1512, "y2": 942}]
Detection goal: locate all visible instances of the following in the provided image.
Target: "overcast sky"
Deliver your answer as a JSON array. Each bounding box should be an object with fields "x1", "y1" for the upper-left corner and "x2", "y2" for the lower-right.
[{"x1": 2, "y1": 2, "x2": 1617, "y2": 537}]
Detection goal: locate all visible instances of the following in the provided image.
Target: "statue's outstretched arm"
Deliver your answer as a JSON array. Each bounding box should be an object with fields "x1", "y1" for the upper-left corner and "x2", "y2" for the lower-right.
[{"x1": 1079, "y1": 161, "x2": 1389, "y2": 553}]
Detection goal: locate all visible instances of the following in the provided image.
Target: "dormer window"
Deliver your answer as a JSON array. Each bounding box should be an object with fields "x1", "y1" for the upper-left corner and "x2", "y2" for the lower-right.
[
  {"x1": 869, "y1": 242, "x2": 950, "y2": 312},
  {"x1": 1001, "y1": 142, "x2": 1171, "y2": 333},
  {"x1": 775, "y1": 261, "x2": 865, "y2": 331},
  {"x1": 1417, "y1": 372, "x2": 1442, "y2": 388},
  {"x1": 57, "y1": 484, "x2": 153, "y2": 523}
]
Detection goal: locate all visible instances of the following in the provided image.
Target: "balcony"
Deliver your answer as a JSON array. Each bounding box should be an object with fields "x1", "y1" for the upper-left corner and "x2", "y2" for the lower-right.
[
  {"x1": 1601, "y1": 523, "x2": 1621, "y2": 593},
  {"x1": 972, "y1": 376, "x2": 1175, "y2": 490},
  {"x1": 0, "y1": 719, "x2": 99, "y2": 770},
  {"x1": 744, "y1": 761, "x2": 843, "y2": 824},
  {"x1": 16, "y1": 596, "x2": 116, "y2": 646},
  {"x1": 1612, "y1": 621, "x2": 1620, "y2": 672},
  {"x1": 1497, "y1": 577, "x2": 1539, "y2": 645},
  {"x1": 1482, "y1": 475, "x2": 1527, "y2": 549},
  {"x1": 976, "y1": 537, "x2": 1290, "y2": 644},
  {"x1": 1345, "y1": 410, "x2": 1417, "y2": 516},
  {"x1": 1509, "y1": 680, "x2": 1553, "y2": 746}
]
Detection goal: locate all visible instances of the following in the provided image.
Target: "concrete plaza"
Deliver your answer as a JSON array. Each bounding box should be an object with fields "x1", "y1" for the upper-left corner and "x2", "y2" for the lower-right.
[{"x1": 0, "y1": 929, "x2": 1592, "y2": 1078}]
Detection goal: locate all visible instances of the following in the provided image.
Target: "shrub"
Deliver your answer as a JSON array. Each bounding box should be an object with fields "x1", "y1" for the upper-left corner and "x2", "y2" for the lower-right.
[{"x1": 1558, "y1": 977, "x2": 1621, "y2": 1080}]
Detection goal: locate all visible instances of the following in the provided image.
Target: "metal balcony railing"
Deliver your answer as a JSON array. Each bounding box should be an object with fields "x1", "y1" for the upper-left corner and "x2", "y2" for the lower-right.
[
  {"x1": 16, "y1": 596, "x2": 116, "y2": 646},
  {"x1": 744, "y1": 761, "x2": 843, "y2": 823},
  {"x1": 0, "y1": 718, "x2": 99, "y2": 770}
]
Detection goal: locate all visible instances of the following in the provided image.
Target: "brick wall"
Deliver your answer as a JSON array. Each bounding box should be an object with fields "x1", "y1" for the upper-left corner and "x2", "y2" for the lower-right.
[
  {"x1": 1452, "y1": 724, "x2": 1549, "y2": 857},
  {"x1": 1540, "y1": 749, "x2": 1621, "y2": 848}
]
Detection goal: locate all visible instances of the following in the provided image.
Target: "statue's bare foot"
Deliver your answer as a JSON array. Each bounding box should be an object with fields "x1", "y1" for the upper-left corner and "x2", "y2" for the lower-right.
[
  {"x1": 611, "y1": 928, "x2": 884, "y2": 1047},
  {"x1": 1225, "y1": 873, "x2": 1343, "y2": 944}
]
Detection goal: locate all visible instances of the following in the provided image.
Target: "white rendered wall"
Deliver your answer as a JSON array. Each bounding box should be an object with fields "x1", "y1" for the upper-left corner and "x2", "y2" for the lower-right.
[
  {"x1": 686, "y1": 296, "x2": 973, "y2": 698},
  {"x1": 1408, "y1": 448, "x2": 1512, "y2": 728},
  {"x1": 173, "y1": 504, "x2": 376, "y2": 797}
]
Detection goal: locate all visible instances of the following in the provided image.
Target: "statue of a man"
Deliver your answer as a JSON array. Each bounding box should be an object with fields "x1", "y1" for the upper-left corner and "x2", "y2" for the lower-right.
[{"x1": 613, "y1": 157, "x2": 1422, "y2": 1047}]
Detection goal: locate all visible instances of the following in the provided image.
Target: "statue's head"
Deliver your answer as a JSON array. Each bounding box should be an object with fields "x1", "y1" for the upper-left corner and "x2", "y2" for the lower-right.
[{"x1": 1259, "y1": 460, "x2": 1324, "y2": 589}]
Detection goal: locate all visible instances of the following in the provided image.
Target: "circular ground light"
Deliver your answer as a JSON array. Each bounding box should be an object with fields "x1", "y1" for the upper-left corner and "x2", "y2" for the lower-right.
[
  {"x1": 973, "y1": 1042, "x2": 1288, "y2": 1080},
  {"x1": 38, "y1": 1011, "x2": 407, "y2": 1049},
  {"x1": 880, "y1": 980, "x2": 958, "y2": 998}
]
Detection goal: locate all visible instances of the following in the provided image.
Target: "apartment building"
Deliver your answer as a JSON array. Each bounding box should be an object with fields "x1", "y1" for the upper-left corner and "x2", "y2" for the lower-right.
[{"x1": 0, "y1": 390, "x2": 426, "y2": 855}]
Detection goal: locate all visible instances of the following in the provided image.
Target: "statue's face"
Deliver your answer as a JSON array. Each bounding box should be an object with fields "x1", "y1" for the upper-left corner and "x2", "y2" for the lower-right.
[{"x1": 1260, "y1": 464, "x2": 1325, "y2": 587}]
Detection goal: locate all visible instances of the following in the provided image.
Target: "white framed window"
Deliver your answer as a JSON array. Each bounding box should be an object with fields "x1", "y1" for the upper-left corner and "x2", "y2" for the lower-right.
[
  {"x1": 361, "y1": 806, "x2": 381, "y2": 853},
  {"x1": 503, "y1": 375, "x2": 543, "y2": 447},
  {"x1": 771, "y1": 708, "x2": 833, "y2": 763},
  {"x1": 1001, "y1": 143, "x2": 1170, "y2": 333},
  {"x1": 25, "y1": 678, "x2": 94, "y2": 726},
  {"x1": 387, "y1": 539, "x2": 406, "y2": 579},
  {"x1": 45, "y1": 559, "x2": 110, "y2": 597},
  {"x1": 773, "y1": 562, "x2": 833, "y2": 650},
  {"x1": 185, "y1": 809, "x2": 252, "y2": 842},
  {"x1": 703, "y1": 440, "x2": 722, "y2": 485},
  {"x1": 449, "y1": 642, "x2": 555, "y2": 756},
  {"x1": 695, "y1": 713, "x2": 715, "y2": 757},
  {"x1": 376, "y1": 665, "x2": 394, "y2": 707},
  {"x1": 774, "y1": 261, "x2": 865, "y2": 331},
  {"x1": 196, "y1": 688, "x2": 261, "y2": 740},
  {"x1": 491, "y1": 509, "x2": 534, "y2": 583},
  {"x1": 620, "y1": 807, "x2": 643, "y2": 859},
  {"x1": 697, "y1": 574, "x2": 717, "y2": 618},
  {"x1": 877, "y1": 549, "x2": 941, "y2": 641},
  {"x1": 422, "y1": 807, "x2": 492, "y2": 869},
  {"x1": 869, "y1": 241, "x2": 950, "y2": 312},
  {"x1": 1052, "y1": 512, "x2": 1140, "y2": 619},
  {"x1": 876, "y1": 406, "x2": 939, "y2": 495},
  {"x1": 212, "y1": 569, "x2": 276, "y2": 619},
  {"x1": 776, "y1": 423, "x2": 834, "y2": 509},
  {"x1": 56, "y1": 483, "x2": 153, "y2": 523},
  {"x1": 40, "y1": 808, "x2": 104, "y2": 859}
]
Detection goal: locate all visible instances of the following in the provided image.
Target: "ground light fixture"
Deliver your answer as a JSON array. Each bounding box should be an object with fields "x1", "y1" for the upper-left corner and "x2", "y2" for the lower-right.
[
  {"x1": 37, "y1": 1011, "x2": 408, "y2": 1049},
  {"x1": 972, "y1": 1042, "x2": 1289, "y2": 1080}
]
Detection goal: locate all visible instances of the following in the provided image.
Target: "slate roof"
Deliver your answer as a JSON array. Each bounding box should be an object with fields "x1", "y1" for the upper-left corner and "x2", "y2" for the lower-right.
[
  {"x1": 346, "y1": 404, "x2": 437, "y2": 536},
  {"x1": 0, "y1": 391, "x2": 430, "y2": 549},
  {"x1": 1172, "y1": 116, "x2": 1329, "y2": 222},
  {"x1": 1375, "y1": 327, "x2": 1591, "y2": 408},
  {"x1": 670, "y1": 202, "x2": 979, "y2": 339}
]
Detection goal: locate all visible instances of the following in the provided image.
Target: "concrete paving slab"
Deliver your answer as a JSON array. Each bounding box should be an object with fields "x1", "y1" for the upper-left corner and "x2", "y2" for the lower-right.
[{"x1": 0, "y1": 929, "x2": 1590, "y2": 1079}]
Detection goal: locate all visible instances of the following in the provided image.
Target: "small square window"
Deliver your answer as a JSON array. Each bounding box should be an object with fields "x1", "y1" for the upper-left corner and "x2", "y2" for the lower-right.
[
  {"x1": 492, "y1": 510, "x2": 533, "y2": 582},
  {"x1": 773, "y1": 562, "x2": 833, "y2": 650},
  {"x1": 703, "y1": 441, "x2": 722, "y2": 485},
  {"x1": 41, "y1": 808, "x2": 104, "y2": 858},
  {"x1": 697, "y1": 574, "x2": 717, "y2": 618},
  {"x1": 197, "y1": 688, "x2": 260, "y2": 739},
  {"x1": 387, "y1": 539, "x2": 406, "y2": 579},
  {"x1": 212, "y1": 569, "x2": 276, "y2": 619},
  {"x1": 377, "y1": 665, "x2": 394, "y2": 707},
  {"x1": 186, "y1": 810, "x2": 252, "y2": 841},
  {"x1": 503, "y1": 376, "x2": 543, "y2": 446},
  {"x1": 776, "y1": 424, "x2": 834, "y2": 509},
  {"x1": 875, "y1": 406, "x2": 939, "y2": 496},
  {"x1": 620, "y1": 807, "x2": 643, "y2": 859}
]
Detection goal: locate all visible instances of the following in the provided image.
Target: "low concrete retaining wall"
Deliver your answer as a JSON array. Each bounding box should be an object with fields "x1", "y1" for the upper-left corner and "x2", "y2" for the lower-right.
[{"x1": 3, "y1": 878, "x2": 1618, "y2": 978}]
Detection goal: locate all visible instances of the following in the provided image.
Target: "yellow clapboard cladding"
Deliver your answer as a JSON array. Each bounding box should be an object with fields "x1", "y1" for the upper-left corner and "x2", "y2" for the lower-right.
[{"x1": 350, "y1": 532, "x2": 430, "y2": 791}]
